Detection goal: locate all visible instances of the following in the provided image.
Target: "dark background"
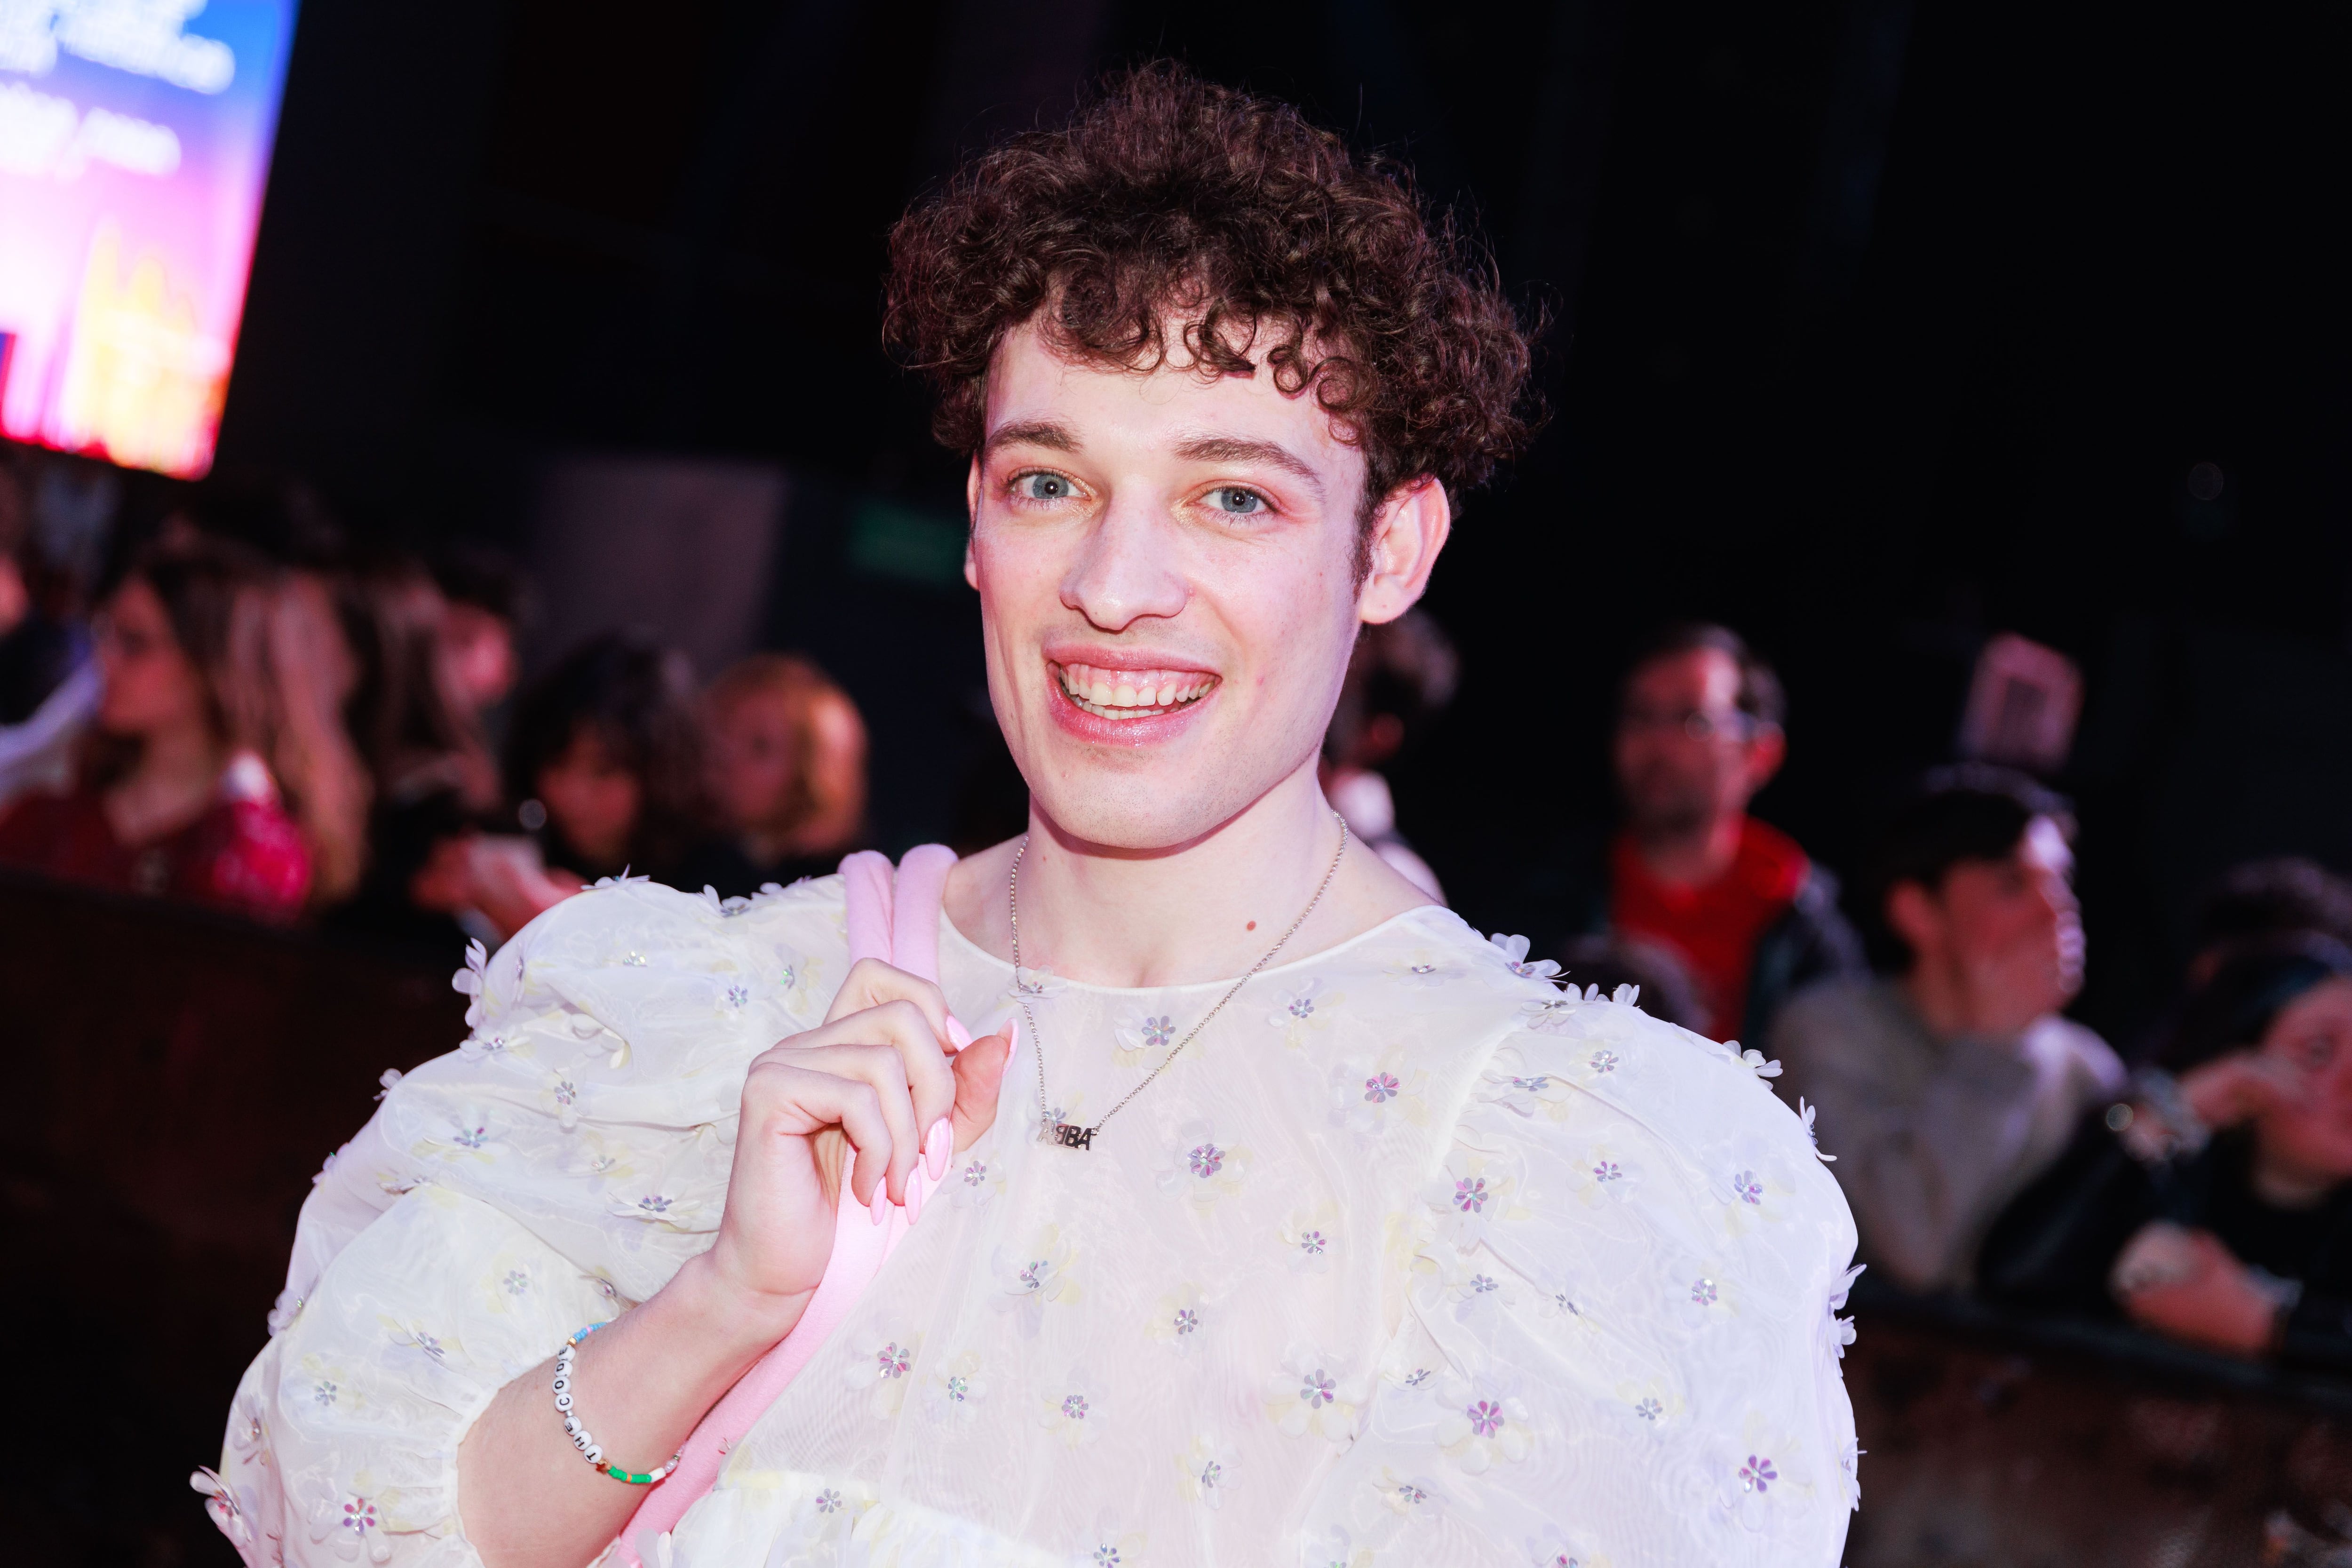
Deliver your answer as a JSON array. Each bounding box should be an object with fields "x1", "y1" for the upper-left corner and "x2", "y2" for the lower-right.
[{"x1": 210, "y1": 0, "x2": 2352, "y2": 1051}]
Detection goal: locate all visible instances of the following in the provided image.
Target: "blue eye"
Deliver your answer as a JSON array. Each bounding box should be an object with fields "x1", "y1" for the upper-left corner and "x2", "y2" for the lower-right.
[
  {"x1": 1208, "y1": 486, "x2": 1266, "y2": 516},
  {"x1": 1017, "y1": 472, "x2": 1075, "y2": 502}
]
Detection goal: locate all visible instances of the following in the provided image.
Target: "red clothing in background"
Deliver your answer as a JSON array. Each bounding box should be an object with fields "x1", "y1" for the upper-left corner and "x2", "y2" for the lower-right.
[
  {"x1": 1610, "y1": 816, "x2": 1810, "y2": 1042},
  {"x1": 0, "y1": 772, "x2": 311, "y2": 923}
]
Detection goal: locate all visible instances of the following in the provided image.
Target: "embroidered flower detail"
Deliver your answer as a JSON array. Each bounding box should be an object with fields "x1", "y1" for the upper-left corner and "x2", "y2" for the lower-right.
[
  {"x1": 814, "y1": 1488, "x2": 843, "y2": 1513},
  {"x1": 1334, "y1": 1048, "x2": 1427, "y2": 1134},
  {"x1": 1691, "y1": 1277, "x2": 1719, "y2": 1306},
  {"x1": 952, "y1": 1155, "x2": 1002, "y2": 1211},
  {"x1": 1732, "y1": 1170, "x2": 1764, "y2": 1206},
  {"x1": 623, "y1": 951, "x2": 648, "y2": 968},
  {"x1": 1301, "y1": 1230, "x2": 1328, "y2": 1258},
  {"x1": 1404, "y1": 1368, "x2": 1434, "y2": 1388},
  {"x1": 1150, "y1": 1282, "x2": 1208, "y2": 1357},
  {"x1": 451, "y1": 1119, "x2": 490, "y2": 1150},
  {"x1": 636, "y1": 1194, "x2": 673, "y2": 1214},
  {"x1": 1435, "y1": 1373, "x2": 1534, "y2": 1472},
  {"x1": 190, "y1": 1467, "x2": 254, "y2": 1548},
  {"x1": 313, "y1": 1379, "x2": 338, "y2": 1408},
  {"x1": 724, "y1": 983, "x2": 750, "y2": 1010},
  {"x1": 1365, "y1": 1072, "x2": 1400, "y2": 1102},
  {"x1": 1798, "y1": 1095, "x2": 1837, "y2": 1161},
  {"x1": 1156, "y1": 1122, "x2": 1248, "y2": 1202},
  {"x1": 996, "y1": 1226, "x2": 1081, "y2": 1323},
  {"x1": 1010, "y1": 965, "x2": 1065, "y2": 999},
  {"x1": 1139, "y1": 1015, "x2": 1174, "y2": 1049},
  {"x1": 1520, "y1": 996, "x2": 1578, "y2": 1034},
  {"x1": 1264, "y1": 1344, "x2": 1369, "y2": 1442},
  {"x1": 1380, "y1": 948, "x2": 1461, "y2": 987},
  {"x1": 1488, "y1": 932, "x2": 1563, "y2": 983},
  {"x1": 503, "y1": 1270, "x2": 530, "y2": 1296},
  {"x1": 1594, "y1": 1160, "x2": 1622, "y2": 1183},
  {"x1": 1452, "y1": 1177, "x2": 1489, "y2": 1213},
  {"x1": 876, "y1": 1342, "x2": 912, "y2": 1378},
  {"x1": 1740, "y1": 1455, "x2": 1778, "y2": 1492},
  {"x1": 1739, "y1": 1048, "x2": 1782, "y2": 1079},
  {"x1": 1039, "y1": 1369, "x2": 1105, "y2": 1447},
  {"x1": 1635, "y1": 1397, "x2": 1664, "y2": 1422},
  {"x1": 844, "y1": 1329, "x2": 920, "y2": 1411},
  {"x1": 1266, "y1": 979, "x2": 1343, "y2": 1047},
  {"x1": 921, "y1": 1350, "x2": 989, "y2": 1427},
  {"x1": 1176, "y1": 1434, "x2": 1244, "y2": 1510},
  {"x1": 1589, "y1": 1049, "x2": 1619, "y2": 1074},
  {"x1": 547, "y1": 1075, "x2": 581, "y2": 1131}
]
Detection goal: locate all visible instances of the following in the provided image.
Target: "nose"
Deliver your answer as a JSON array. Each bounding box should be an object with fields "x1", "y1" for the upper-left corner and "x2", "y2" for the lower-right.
[{"x1": 1059, "y1": 494, "x2": 1189, "y2": 633}]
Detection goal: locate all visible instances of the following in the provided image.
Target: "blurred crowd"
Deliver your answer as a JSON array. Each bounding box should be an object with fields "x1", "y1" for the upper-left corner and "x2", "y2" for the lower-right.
[
  {"x1": 0, "y1": 455, "x2": 870, "y2": 959},
  {"x1": 5, "y1": 446, "x2": 2349, "y2": 1384}
]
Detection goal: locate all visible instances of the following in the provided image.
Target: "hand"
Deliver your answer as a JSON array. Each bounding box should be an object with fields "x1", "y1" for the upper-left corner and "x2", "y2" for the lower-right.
[
  {"x1": 698, "y1": 959, "x2": 1011, "y2": 1332},
  {"x1": 2177, "y1": 1050, "x2": 2294, "y2": 1132},
  {"x1": 2119, "y1": 1227, "x2": 2283, "y2": 1356}
]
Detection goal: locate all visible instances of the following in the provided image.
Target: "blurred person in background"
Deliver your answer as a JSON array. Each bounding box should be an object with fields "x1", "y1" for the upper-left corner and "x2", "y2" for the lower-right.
[
  {"x1": 1981, "y1": 934, "x2": 2352, "y2": 1372},
  {"x1": 0, "y1": 538, "x2": 315, "y2": 920},
  {"x1": 327, "y1": 558, "x2": 504, "y2": 955},
  {"x1": 1603, "y1": 621, "x2": 1860, "y2": 1043},
  {"x1": 2187, "y1": 857, "x2": 2352, "y2": 988},
  {"x1": 430, "y1": 542, "x2": 528, "y2": 732},
  {"x1": 0, "y1": 452, "x2": 86, "y2": 724},
  {"x1": 1772, "y1": 765, "x2": 2124, "y2": 1292},
  {"x1": 675, "y1": 653, "x2": 867, "y2": 899},
  {"x1": 0, "y1": 453, "x2": 99, "y2": 807},
  {"x1": 1319, "y1": 606, "x2": 1454, "y2": 900},
  {"x1": 412, "y1": 630, "x2": 706, "y2": 942}
]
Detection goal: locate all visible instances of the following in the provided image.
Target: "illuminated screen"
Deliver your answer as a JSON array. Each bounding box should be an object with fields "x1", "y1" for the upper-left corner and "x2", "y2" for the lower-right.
[{"x1": 0, "y1": 0, "x2": 299, "y2": 478}]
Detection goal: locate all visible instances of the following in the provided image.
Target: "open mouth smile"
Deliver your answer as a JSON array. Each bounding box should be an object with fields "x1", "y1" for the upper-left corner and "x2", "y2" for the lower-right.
[{"x1": 1053, "y1": 661, "x2": 1219, "y2": 721}]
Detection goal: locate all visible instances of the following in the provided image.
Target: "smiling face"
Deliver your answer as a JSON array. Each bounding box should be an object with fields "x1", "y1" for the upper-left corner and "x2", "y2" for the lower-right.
[{"x1": 966, "y1": 320, "x2": 1447, "y2": 852}]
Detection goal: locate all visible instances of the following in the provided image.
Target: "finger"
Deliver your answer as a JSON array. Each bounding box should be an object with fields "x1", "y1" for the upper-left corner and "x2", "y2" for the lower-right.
[
  {"x1": 752, "y1": 1064, "x2": 896, "y2": 1209},
  {"x1": 825, "y1": 957, "x2": 954, "y2": 1047},
  {"x1": 763, "y1": 1000, "x2": 958, "y2": 1140},
  {"x1": 949, "y1": 1020, "x2": 1014, "y2": 1154},
  {"x1": 782, "y1": 1043, "x2": 927, "y2": 1203}
]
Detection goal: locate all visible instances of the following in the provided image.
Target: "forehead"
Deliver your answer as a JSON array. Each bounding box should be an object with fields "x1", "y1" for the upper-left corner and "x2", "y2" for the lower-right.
[
  {"x1": 1626, "y1": 646, "x2": 1741, "y2": 707},
  {"x1": 982, "y1": 319, "x2": 1366, "y2": 488}
]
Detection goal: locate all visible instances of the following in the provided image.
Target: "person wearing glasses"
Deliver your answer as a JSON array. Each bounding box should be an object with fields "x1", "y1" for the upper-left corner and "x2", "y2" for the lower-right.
[{"x1": 1605, "y1": 622, "x2": 1862, "y2": 1046}]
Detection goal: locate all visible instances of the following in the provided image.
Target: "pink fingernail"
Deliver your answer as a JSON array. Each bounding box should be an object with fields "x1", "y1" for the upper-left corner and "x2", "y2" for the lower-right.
[
  {"x1": 925, "y1": 1119, "x2": 950, "y2": 1181},
  {"x1": 869, "y1": 1185, "x2": 890, "y2": 1226},
  {"x1": 906, "y1": 1177, "x2": 924, "y2": 1224},
  {"x1": 946, "y1": 1016, "x2": 973, "y2": 1051}
]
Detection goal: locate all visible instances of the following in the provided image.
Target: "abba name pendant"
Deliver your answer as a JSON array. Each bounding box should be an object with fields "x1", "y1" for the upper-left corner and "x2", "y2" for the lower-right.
[{"x1": 1042, "y1": 1122, "x2": 1097, "y2": 1151}]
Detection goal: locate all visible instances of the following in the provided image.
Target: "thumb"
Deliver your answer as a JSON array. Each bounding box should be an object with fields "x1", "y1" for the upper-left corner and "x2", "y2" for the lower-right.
[{"x1": 949, "y1": 1020, "x2": 1014, "y2": 1153}]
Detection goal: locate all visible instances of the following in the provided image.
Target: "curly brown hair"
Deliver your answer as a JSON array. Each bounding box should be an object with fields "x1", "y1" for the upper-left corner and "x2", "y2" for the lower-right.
[{"x1": 884, "y1": 63, "x2": 1539, "y2": 522}]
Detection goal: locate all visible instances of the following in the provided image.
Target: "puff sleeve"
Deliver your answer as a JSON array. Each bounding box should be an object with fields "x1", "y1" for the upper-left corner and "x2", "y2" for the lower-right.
[
  {"x1": 1300, "y1": 994, "x2": 1862, "y2": 1567},
  {"x1": 199, "y1": 878, "x2": 850, "y2": 1566}
]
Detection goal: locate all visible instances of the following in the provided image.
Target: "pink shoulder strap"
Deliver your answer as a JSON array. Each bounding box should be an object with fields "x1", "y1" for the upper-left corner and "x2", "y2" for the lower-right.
[{"x1": 619, "y1": 847, "x2": 962, "y2": 1564}]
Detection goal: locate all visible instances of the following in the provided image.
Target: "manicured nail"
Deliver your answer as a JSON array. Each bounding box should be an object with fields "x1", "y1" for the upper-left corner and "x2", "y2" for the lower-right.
[
  {"x1": 906, "y1": 1176, "x2": 924, "y2": 1224},
  {"x1": 869, "y1": 1184, "x2": 890, "y2": 1226},
  {"x1": 925, "y1": 1119, "x2": 950, "y2": 1181},
  {"x1": 946, "y1": 1016, "x2": 973, "y2": 1051}
]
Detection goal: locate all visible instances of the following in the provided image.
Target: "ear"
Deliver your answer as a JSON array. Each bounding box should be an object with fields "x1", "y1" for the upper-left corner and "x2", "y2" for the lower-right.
[
  {"x1": 1356, "y1": 476, "x2": 1451, "y2": 625},
  {"x1": 1884, "y1": 881, "x2": 1941, "y2": 964},
  {"x1": 964, "y1": 455, "x2": 983, "y2": 590}
]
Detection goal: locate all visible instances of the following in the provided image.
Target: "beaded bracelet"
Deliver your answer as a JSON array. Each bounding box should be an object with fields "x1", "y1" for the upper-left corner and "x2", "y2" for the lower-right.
[{"x1": 553, "y1": 1323, "x2": 683, "y2": 1485}]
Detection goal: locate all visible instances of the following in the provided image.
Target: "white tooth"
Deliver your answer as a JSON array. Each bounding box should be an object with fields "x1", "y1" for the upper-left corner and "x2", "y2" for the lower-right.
[
  {"x1": 1156, "y1": 684, "x2": 1176, "y2": 706},
  {"x1": 1112, "y1": 684, "x2": 1136, "y2": 707},
  {"x1": 1090, "y1": 681, "x2": 1113, "y2": 704}
]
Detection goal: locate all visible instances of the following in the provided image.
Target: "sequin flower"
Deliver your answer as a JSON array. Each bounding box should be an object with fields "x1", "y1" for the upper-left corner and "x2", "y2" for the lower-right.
[{"x1": 1263, "y1": 1344, "x2": 1369, "y2": 1442}]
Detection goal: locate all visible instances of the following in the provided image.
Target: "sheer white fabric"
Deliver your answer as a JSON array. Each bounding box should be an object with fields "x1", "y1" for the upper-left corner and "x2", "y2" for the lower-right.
[{"x1": 205, "y1": 875, "x2": 1861, "y2": 1567}]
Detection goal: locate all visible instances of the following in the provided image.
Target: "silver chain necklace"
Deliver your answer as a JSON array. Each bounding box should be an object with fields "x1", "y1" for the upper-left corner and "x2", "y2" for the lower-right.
[{"x1": 1008, "y1": 812, "x2": 1350, "y2": 1151}]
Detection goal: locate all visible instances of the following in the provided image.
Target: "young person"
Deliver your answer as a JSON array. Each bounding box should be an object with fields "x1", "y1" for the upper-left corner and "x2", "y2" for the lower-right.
[
  {"x1": 1770, "y1": 765, "x2": 2123, "y2": 1292},
  {"x1": 673, "y1": 653, "x2": 869, "y2": 899},
  {"x1": 210, "y1": 67, "x2": 1858, "y2": 1567}
]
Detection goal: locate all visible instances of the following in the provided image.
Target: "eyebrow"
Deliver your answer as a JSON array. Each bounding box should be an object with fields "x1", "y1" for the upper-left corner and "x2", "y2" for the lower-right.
[
  {"x1": 982, "y1": 419, "x2": 1081, "y2": 456},
  {"x1": 1174, "y1": 434, "x2": 1325, "y2": 496}
]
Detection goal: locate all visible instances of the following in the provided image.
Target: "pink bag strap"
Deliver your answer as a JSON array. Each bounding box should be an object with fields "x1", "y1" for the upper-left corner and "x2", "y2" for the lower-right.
[{"x1": 618, "y1": 848, "x2": 963, "y2": 1564}]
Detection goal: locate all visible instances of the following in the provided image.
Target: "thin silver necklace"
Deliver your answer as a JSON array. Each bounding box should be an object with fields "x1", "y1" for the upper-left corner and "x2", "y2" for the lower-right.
[{"x1": 1008, "y1": 812, "x2": 1350, "y2": 1150}]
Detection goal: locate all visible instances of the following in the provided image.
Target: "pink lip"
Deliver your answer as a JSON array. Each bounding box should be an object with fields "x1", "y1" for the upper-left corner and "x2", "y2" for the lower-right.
[{"x1": 1042, "y1": 645, "x2": 1219, "y2": 677}]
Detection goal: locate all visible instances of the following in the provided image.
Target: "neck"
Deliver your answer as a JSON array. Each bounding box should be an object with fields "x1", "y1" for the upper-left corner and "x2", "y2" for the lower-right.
[
  {"x1": 1632, "y1": 811, "x2": 1744, "y2": 888},
  {"x1": 1900, "y1": 955, "x2": 2025, "y2": 1043},
  {"x1": 946, "y1": 755, "x2": 1428, "y2": 988},
  {"x1": 106, "y1": 715, "x2": 226, "y2": 844}
]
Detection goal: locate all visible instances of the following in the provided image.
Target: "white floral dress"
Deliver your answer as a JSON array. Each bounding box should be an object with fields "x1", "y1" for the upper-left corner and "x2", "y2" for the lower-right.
[{"x1": 205, "y1": 876, "x2": 1861, "y2": 1567}]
